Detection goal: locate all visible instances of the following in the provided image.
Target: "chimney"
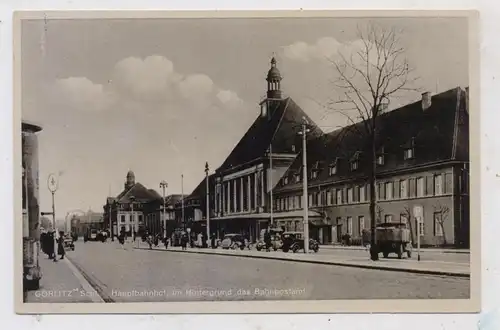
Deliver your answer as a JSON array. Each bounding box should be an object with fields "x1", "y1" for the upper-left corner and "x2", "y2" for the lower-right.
[
  {"x1": 421, "y1": 92, "x2": 432, "y2": 110},
  {"x1": 465, "y1": 87, "x2": 469, "y2": 114}
]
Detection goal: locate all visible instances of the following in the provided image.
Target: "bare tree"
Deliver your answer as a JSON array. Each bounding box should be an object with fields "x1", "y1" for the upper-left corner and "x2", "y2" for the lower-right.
[
  {"x1": 402, "y1": 206, "x2": 415, "y2": 246},
  {"x1": 433, "y1": 203, "x2": 450, "y2": 246},
  {"x1": 327, "y1": 23, "x2": 419, "y2": 260}
]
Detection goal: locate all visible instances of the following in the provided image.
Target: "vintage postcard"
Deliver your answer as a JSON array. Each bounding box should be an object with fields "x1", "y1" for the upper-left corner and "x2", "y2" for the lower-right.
[{"x1": 14, "y1": 10, "x2": 480, "y2": 314}]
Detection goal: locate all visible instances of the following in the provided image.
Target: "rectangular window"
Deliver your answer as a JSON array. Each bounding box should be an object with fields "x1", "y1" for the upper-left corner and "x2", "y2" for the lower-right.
[
  {"x1": 326, "y1": 190, "x2": 332, "y2": 205},
  {"x1": 358, "y1": 216, "x2": 365, "y2": 235},
  {"x1": 347, "y1": 216, "x2": 353, "y2": 235},
  {"x1": 329, "y1": 166, "x2": 337, "y2": 176},
  {"x1": 347, "y1": 188, "x2": 354, "y2": 204},
  {"x1": 297, "y1": 196, "x2": 302, "y2": 209},
  {"x1": 385, "y1": 182, "x2": 393, "y2": 200},
  {"x1": 404, "y1": 148, "x2": 414, "y2": 160},
  {"x1": 434, "y1": 212, "x2": 443, "y2": 236},
  {"x1": 417, "y1": 177, "x2": 425, "y2": 197},
  {"x1": 359, "y1": 185, "x2": 366, "y2": 202},
  {"x1": 336, "y1": 189, "x2": 343, "y2": 205},
  {"x1": 308, "y1": 194, "x2": 313, "y2": 207},
  {"x1": 376, "y1": 155, "x2": 385, "y2": 166},
  {"x1": 400, "y1": 213, "x2": 408, "y2": 225},
  {"x1": 290, "y1": 196, "x2": 296, "y2": 210},
  {"x1": 138, "y1": 215, "x2": 143, "y2": 223},
  {"x1": 311, "y1": 171, "x2": 317, "y2": 179},
  {"x1": 121, "y1": 215, "x2": 126, "y2": 223},
  {"x1": 400, "y1": 179, "x2": 408, "y2": 198},
  {"x1": 434, "y1": 174, "x2": 443, "y2": 195},
  {"x1": 350, "y1": 161, "x2": 359, "y2": 171},
  {"x1": 384, "y1": 214, "x2": 393, "y2": 223}
]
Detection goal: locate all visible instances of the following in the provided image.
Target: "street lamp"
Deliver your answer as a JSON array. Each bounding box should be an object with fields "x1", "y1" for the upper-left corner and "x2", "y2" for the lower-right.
[
  {"x1": 160, "y1": 180, "x2": 168, "y2": 240},
  {"x1": 205, "y1": 162, "x2": 210, "y2": 242},
  {"x1": 297, "y1": 117, "x2": 310, "y2": 253},
  {"x1": 129, "y1": 195, "x2": 135, "y2": 242}
]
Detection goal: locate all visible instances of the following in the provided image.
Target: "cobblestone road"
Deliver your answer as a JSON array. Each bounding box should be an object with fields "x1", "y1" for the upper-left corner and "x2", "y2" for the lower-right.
[{"x1": 67, "y1": 240, "x2": 470, "y2": 302}]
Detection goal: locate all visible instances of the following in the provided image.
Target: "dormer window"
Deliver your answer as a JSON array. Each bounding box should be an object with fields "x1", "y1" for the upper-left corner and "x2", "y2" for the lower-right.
[
  {"x1": 291, "y1": 145, "x2": 296, "y2": 152},
  {"x1": 350, "y1": 152, "x2": 362, "y2": 172},
  {"x1": 376, "y1": 146, "x2": 385, "y2": 166},
  {"x1": 402, "y1": 138, "x2": 416, "y2": 160},
  {"x1": 294, "y1": 172, "x2": 301, "y2": 183},
  {"x1": 328, "y1": 158, "x2": 338, "y2": 176},
  {"x1": 283, "y1": 176, "x2": 289, "y2": 185},
  {"x1": 311, "y1": 161, "x2": 321, "y2": 179},
  {"x1": 260, "y1": 101, "x2": 268, "y2": 118}
]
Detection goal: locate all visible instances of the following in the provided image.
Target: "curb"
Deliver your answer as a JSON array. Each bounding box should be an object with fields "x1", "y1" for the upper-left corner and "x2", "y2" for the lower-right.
[
  {"x1": 319, "y1": 246, "x2": 470, "y2": 254},
  {"x1": 135, "y1": 247, "x2": 470, "y2": 278}
]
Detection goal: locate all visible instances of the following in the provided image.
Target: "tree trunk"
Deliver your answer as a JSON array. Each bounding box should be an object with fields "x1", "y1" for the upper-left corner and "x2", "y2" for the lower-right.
[{"x1": 369, "y1": 120, "x2": 379, "y2": 260}]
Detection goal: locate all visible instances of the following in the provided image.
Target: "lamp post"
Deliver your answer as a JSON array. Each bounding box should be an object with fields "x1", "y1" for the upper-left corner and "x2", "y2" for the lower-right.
[
  {"x1": 298, "y1": 118, "x2": 310, "y2": 253},
  {"x1": 205, "y1": 162, "x2": 210, "y2": 241},
  {"x1": 46, "y1": 173, "x2": 59, "y2": 260},
  {"x1": 181, "y1": 174, "x2": 185, "y2": 229},
  {"x1": 160, "y1": 180, "x2": 168, "y2": 240},
  {"x1": 129, "y1": 195, "x2": 135, "y2": 242}
]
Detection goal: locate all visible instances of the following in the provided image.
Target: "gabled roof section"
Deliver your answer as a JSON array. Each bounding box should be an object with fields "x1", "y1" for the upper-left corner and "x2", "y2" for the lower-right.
[
  {"x1": 216, "y1": 97, "x2": 323, "y2": 172},
  {"x1": 275, "y1": 87, "x2": 465, "y2": 191},
  {"x1": 117, "y1": 183, "x2": 161, "y2": 203}
]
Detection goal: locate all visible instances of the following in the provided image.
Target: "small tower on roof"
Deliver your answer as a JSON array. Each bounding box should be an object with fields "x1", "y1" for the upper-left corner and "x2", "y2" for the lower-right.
[
  {"x1": 266, "y1": 56, "x2": 282, "y2": 99},
  {"x1": 125, "y1": 170, "x2": 135, "y2": 189}
]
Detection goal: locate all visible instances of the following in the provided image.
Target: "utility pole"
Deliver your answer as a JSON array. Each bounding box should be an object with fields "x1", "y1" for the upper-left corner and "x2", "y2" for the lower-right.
[
  {"x1": 298, "y1": 118, "x2": 310, "y2": 253},
  {"x1": 109, "y1": 202, "x2": 114, "y2": 241},
  {"x1": 181, "y1": 174, "x2": 185, "y2": 230},
  {"x1": 205, "y1": 162, "x2": 210, "y2": 241},
  {"x1": 160, "y1": 180, "x2": 168, "y2": 240},
  {"x1": 268, "y1": 143, "x2": 274, "y2": 227}
]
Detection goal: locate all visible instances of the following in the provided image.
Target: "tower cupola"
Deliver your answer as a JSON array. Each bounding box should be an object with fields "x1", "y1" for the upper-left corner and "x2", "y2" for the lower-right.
[{"x1": 266, "y1": 57, "x2": 282, "y2": 99}]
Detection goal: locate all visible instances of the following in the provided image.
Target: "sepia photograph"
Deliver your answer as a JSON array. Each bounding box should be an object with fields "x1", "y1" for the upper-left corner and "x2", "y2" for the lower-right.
[{"x1": 14, "y1": 10, "x2": 479, "y2": 313}]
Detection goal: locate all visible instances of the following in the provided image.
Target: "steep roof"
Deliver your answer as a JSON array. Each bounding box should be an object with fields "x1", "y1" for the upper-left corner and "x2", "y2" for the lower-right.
[
  {"x1": 115, "y1": 183, "x2": 162, "y2": 203},
  {"x1": 275, "y1": 87, "x2": 467, "y2": 191},
  {"x1": 217, "y1": 97, "x2": 323, "y2": 172}
]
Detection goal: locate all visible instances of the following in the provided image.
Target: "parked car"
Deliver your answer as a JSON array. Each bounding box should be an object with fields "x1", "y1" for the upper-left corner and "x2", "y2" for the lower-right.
[
  {"x1": 281, "y1": 231, "x2": 320, "y2": 253},
  {"x1": 63, "y1": 235, "x2": 75, "y2": 251},
  {"x1": 255, "y1": 228, "x2": 283, "y2": 251},
  {"x1": 220, "y1": 234, "x2": 246, "y2": 250},
  {"x1": 375, "y1": 222, "x2": 412, "y2": 259}
]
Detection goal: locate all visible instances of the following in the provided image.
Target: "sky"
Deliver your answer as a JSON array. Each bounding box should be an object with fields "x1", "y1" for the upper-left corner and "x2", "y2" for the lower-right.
[{"x1": 20, "y1": 16, "x2": 469, "y2": 219}]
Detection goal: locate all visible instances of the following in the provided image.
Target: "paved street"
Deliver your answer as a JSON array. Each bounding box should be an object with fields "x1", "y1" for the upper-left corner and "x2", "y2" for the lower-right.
[{"x1": 63, "y1": 240, "x2": 470, "y2": 302}]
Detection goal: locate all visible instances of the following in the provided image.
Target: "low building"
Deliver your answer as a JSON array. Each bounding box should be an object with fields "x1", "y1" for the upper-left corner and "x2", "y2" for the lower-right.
[
  {"x1": 273, "y1": 88, "x2": 470, "y2": 247},
  {"x1": 71, "y1": 210, "x2": 104, "y2": 236}
]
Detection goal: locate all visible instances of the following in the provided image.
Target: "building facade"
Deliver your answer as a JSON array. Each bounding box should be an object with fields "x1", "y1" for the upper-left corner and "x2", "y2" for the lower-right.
[
  {"x1": 103, "y1": 171, "x2": 162, "y2": 237},
  {"x1": 179, "y1": 58, "x2": 470, "y2": 247},
  {"x1": 273, "y1": 88, "x2": 470, "y2": 247}
]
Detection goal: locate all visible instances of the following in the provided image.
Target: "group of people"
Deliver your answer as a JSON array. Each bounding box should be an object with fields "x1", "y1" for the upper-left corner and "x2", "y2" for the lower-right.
[{"x1": 40, "y1": 230, "x2": 67, "y2": 262}]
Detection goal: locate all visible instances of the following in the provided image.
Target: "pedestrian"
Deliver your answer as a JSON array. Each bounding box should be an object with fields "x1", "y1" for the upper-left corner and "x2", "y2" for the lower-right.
[
  {"x1": 46, "y1": 231, "x2": 56, "y2": 261},
  {"x1": 211, "y1": 234, "x2": 216, "y2": 249},
  {"x1": 117, "y1": 229, "x2": 126, "y2": 249},
  {"x1": 40, "y1": 231, "x2": 47, "y2": 256},
  {"x1": 264, "y1": 229, "x2": 272, "y2": 252},
  {"x1": 181, "y1": 232, "x2": 188, "y2": 250},
  {"x1": 57, "y1": 231, "x2": 66, "y2": 260}
]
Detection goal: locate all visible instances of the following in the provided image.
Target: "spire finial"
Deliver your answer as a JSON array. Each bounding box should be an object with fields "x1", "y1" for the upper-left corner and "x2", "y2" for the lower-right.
[{"x1": 271, "y1": 54, "x2": 277, "y2": 67}]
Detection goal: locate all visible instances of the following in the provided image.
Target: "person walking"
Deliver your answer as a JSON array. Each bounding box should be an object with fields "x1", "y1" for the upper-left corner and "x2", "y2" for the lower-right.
[
  {"x1": 57, "y1": 231, "x2": 66, "y2": 260},
  {"x1": 47, "y1": 230, "x2": 56, "y2": 261},
  {"x1": 181, "y1": 232, "x2": 188, "y2": 250}
]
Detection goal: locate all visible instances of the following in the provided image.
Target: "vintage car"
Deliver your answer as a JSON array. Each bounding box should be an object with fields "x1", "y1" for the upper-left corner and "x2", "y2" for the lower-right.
[
  {"x1": 220, "y1": 233, "x2": 246, "y2": 250},
  {"x1": 63, "y1": 235, "x2": 75, "y2": 251},
  {"x1": 255, "y1": 227, "x2": 283, "y2": 251},
  {"x1": 375, "y1": 222, "x2": 412, "y2": 259},
  {"x1": 281, "y1": 231, "x2": 320, "y2": 253}
]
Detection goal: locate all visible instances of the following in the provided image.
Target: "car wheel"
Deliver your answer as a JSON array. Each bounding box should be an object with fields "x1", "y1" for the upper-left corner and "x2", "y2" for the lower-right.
[
  {"x1": 397, "y1": 244, "x2": 403, "y2": 259},
  {"x1": 283, "y1": 248, "x2": 289, "y2": 253},
  {"x1": 256, "y1": 246, "x2": 261, "y2": 251}
]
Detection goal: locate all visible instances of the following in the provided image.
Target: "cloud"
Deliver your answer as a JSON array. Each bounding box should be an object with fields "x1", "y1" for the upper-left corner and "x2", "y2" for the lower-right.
[
  {"x1": 53, "y1": 55, "x2": 248, "y2": 116},
  {"x1": 283, "y1": 37, "x2": 378, "y2": 66},
  {"x1": 54, "y1": 77, "x2": 113, "y2": 112}
]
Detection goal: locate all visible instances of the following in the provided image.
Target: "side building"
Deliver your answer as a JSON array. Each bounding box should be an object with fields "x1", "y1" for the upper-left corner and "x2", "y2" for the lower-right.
[
  {"x1": 103, "y1": 171, "x2": 162, "y2": 237},
  {"x1": 273, "y1": 87, "x2": 470, "y2": 247}
]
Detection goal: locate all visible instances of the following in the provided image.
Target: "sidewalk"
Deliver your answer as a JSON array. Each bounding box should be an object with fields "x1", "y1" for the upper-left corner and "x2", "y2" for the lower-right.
[
  {"x1": 24, "y1": 253, "x2": 103, "y2": 303},
  {"x1": 319, "y1": 244, "x2": 470, "y2": 254},
  {"x1": 135, "y1": 242, "x2": 470, "y2": 278}
]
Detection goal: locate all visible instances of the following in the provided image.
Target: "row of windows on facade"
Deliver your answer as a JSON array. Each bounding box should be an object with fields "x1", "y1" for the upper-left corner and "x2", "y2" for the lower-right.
[
  {"x1": 275, "y1": 173, "x2": 448, "y2": 212},
  {"x1": 337, "y1": 212, "x2": 445, "y2": 238},
  {"x1": 281, "y1": 145, "x2": 416, "y2": 186},
  {"x1": 119, "y1": 214, "x2": 144, "y2": 223}
]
